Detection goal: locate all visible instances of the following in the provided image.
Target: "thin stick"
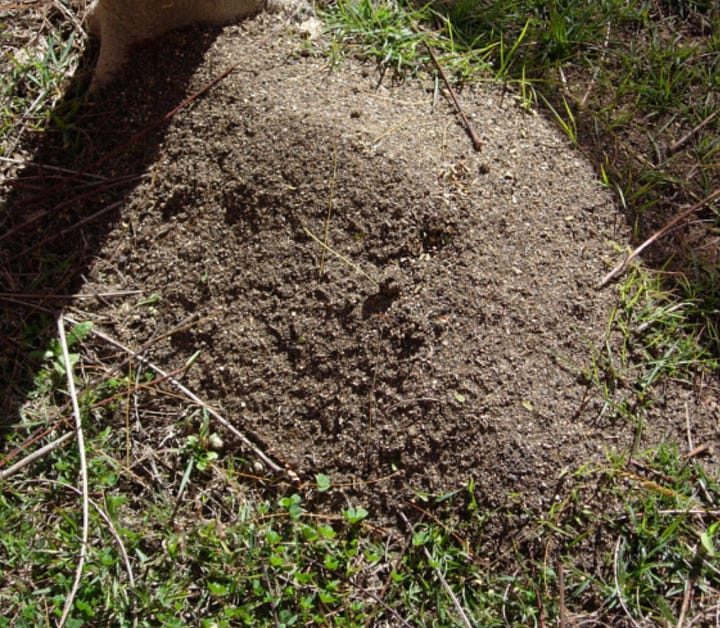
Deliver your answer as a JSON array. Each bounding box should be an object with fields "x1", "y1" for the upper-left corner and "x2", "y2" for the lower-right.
[
  {"x1": 57, "y1": 313, "x2": 91, "y2": 628},
  {"x1": 94, "y1": 493, "x2": 136, "y2": 589},
  {"x1": 600, "y1": 187, "x2": 720, "y2": 287},
  {"x1": 65, "y1": 316, "x2": 289, "y2": 478},
  {"x1": 0, "y1": 431, "x2": 75, "y2": 481},
  {"x1": 426, "y1": 45, "x2": 482, "y2": 151}
]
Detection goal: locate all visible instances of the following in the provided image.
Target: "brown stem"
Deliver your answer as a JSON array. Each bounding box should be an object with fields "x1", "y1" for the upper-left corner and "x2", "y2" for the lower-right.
[{"x1": 426, "y1": 45, "x2": 482, "y2": 151}]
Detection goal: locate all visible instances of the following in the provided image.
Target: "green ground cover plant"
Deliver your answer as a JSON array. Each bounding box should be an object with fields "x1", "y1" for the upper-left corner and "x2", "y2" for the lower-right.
[{"x1": 1, "y1": 0, "x2": 718, "y2": 625}]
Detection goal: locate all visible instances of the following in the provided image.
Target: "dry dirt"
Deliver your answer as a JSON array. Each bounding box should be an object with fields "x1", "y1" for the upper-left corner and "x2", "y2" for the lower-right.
[{"x1": 2, "y1": 10, "x2": 717, "y2": 523}]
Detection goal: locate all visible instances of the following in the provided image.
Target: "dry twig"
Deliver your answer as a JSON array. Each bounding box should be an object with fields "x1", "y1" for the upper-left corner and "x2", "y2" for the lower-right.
[
  {"x1": 57, "y1": 313, "x2": 91, "y2": 628},
  {"x1": 0, "y1": 431, "x2": 74, "y2": 481},
  {"x1": 600, "y1": 187, "x2": 720, "y2": 286},
  {"x1": 426, "y1": 45, "x2": 482, "y2": 151}
]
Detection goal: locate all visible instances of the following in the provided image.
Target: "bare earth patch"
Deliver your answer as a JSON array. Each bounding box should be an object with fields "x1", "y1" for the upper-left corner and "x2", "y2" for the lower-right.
[{"x1": 3, "y1": 14, "x2": 715, "y2": 524}]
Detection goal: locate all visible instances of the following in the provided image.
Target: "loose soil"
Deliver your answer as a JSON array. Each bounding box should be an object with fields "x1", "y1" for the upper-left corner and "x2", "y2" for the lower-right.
[{"x1": 3, "y1": 11, "x2": 717, "y2": 523}]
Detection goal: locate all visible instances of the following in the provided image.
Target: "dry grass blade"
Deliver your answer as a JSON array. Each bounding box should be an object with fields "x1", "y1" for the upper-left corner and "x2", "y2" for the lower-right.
[
  {"x1": 398, "y1": 510, "x2": 473, "y2": 628},
  {"x1": 303, "y1": 226, "x2": 379, "y2": 287},
  {"x1": 56, "y1": 313, "x2": 90, "y2": 628},
  {"x1": 579, "y1": 20, "x2": 612, "y2": 108},
  {"x1": 306, "y1": 556, "x2": 414, "y2": 628},
  {"x1": 677, "y1": 574, "x2": 693, "y2": 628},
  {"x1": 613, "y1": 535, "x2": 642, "y2": 628},
  {"x1": 421, "y1": 542, "x2": 473, "y2": 628},
  {"x1": 319, "y1": 143, "x2": 339, "y2": 277},
  {"x1": 558, "y1": 559, "x2": 567, "y2": 628},
  {"x1": 369, "y1": 529, "x2": 414, "y2": 628},
  {"x1": 47, "y1": 479, "x2": 137, "y2": 592}
]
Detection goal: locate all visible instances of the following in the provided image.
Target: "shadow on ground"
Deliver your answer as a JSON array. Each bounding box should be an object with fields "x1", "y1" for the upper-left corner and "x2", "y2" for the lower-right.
[{"x1": 0, "y1": 25, "x2": 232, "y2": 425}]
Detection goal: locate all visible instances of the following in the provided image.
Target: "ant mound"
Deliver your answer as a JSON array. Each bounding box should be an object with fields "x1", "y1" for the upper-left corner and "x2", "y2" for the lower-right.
[{"x1": 70, "y1": 17, "x2": 697, "y2": 521}]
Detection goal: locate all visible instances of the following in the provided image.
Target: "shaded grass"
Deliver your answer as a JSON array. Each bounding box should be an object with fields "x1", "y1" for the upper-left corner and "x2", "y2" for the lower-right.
[
  {"x1": 1, "y1": 0, "x2": 719, "y2": 625},
  {"x1": 0, "y1": 4, "x2": 86, "y2": 161}
]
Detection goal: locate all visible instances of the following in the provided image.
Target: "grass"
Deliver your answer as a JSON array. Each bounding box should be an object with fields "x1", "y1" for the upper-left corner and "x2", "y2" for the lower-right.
[
  {"x1": 3, "y1": 388, "x2": 719, "y2": 625},
  {"x1": 1, "y1": 0, "x2": 719, "y2": 625},
  {"x1": 584, "y1": 267, "x2": 719, "y2": 441},
  {"x1": 1, "y1": 9, "x2": 84, "y2": 159}
]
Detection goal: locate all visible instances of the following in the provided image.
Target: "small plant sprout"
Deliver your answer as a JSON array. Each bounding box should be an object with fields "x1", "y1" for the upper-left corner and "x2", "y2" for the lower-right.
[
  {"x1": 315, "y1": 473, "x2": 331, "y2": 492},
  {"x1": 343, "y1": 506, "x2": 369, "y2": 524}
]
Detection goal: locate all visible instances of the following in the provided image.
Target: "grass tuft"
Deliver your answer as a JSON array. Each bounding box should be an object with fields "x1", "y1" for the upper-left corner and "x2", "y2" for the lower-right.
[{"x1": 1, "y1": 5, "x2": 86, "y2": 161}]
